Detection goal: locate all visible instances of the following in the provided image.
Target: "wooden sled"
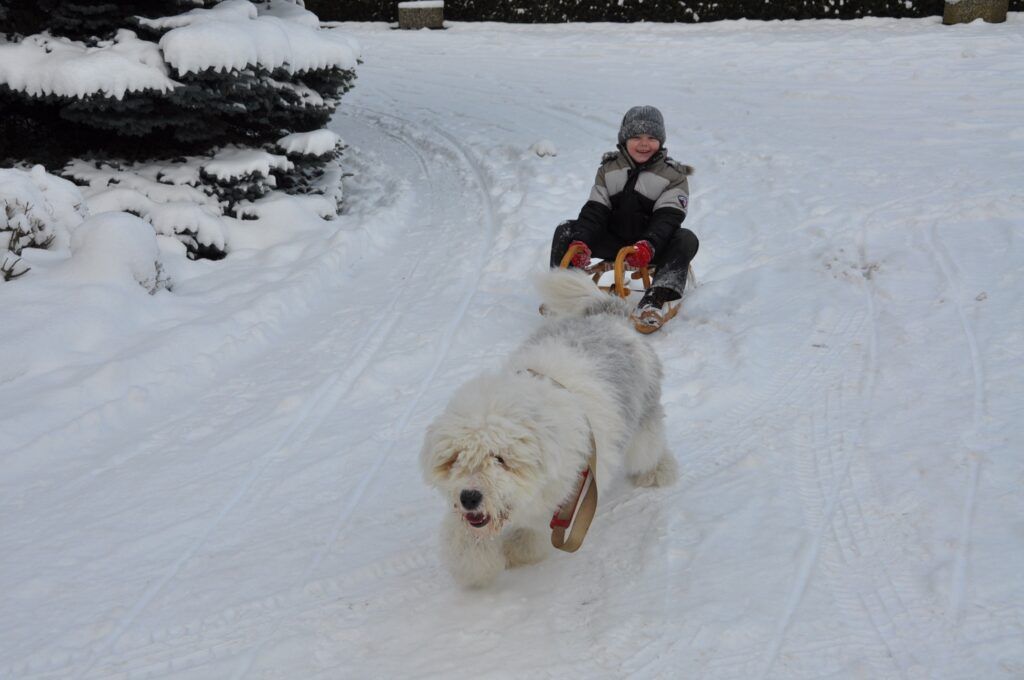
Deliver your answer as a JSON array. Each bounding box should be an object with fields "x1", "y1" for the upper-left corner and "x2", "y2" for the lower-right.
[{"x1": 559, "y1": 244, "x2": 683, "y2": 333}]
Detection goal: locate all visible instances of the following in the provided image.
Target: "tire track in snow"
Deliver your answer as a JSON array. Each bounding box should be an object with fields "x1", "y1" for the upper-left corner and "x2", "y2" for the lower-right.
[
  {"x1": 789, "y1": 239, "x2": 915, "y2": 677},
  {"x1": 228, "y1": 105, "x2": 500, "y2": 678},
  {"x1": 921, "y1": 222, "x2": 986, "y2": 625},
  {"x1": 786, "y1": 217, "x2": 985, "y2": 679},
  {"x1": 756, "y1": 239, "x2": 882, "y2": 680}
]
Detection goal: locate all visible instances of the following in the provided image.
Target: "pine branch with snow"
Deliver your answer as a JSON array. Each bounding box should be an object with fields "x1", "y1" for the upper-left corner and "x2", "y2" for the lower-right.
[{"x1": 0, "y1": 0, "x2": 361, "y2": 263}]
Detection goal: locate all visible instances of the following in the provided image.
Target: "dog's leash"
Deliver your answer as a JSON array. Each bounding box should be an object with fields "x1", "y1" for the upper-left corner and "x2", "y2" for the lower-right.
[{"x1": 524, "y1": 369, "x2": 598, "y2": 553}]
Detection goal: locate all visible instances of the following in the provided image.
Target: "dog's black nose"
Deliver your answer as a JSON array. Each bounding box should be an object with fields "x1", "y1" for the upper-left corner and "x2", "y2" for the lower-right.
[{"x1": 460, "y1": 489, "x2": 483, "y2": 510}]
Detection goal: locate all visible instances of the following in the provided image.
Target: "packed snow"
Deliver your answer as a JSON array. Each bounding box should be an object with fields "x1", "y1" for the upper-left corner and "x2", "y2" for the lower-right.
[{"x1": 2, "y1": 14, "x2": 1023, "y2": 680}]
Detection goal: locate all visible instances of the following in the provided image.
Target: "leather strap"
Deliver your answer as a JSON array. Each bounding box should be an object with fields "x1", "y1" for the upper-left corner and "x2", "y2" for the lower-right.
[
  {"x1": 524, "y1": 368, "x2": 599, "y2": 553},
  {"x1": 549, "y1": 439, "x2": 598, "y2": 553}
]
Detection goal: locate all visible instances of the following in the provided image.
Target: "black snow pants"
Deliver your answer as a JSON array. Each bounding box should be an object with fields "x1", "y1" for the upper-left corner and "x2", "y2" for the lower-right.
[{"x1": 549, "y1": 220, "x2": 699, "y2": 300}]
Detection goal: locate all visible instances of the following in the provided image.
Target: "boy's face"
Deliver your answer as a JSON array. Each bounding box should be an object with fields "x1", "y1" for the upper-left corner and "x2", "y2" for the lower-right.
[{"x1": 626, "y1": 135, "x2": 661, "y2": 164}]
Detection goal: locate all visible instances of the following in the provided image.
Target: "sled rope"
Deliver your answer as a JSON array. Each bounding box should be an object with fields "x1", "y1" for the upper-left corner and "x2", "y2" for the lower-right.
[{"x1": 524, "y1": 368, "x2": 598, "y2": 553}]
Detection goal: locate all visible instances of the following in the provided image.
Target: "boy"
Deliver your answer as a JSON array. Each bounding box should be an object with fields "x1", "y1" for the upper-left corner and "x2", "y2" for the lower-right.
[{"x1": 550, "y1": 105, "x2": 698, "y2": 332}]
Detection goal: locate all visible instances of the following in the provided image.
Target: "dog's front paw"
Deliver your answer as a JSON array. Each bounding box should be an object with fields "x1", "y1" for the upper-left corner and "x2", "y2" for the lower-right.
[
  {"x1": 632, "y1": 452, "x2": 678, "y2": 488},
  {"x1": 503, "y1": 528, "x2": 547, "y2": 568},
  {"x1": 440, "y1": 514, "x2": 505, "y2": 588}
]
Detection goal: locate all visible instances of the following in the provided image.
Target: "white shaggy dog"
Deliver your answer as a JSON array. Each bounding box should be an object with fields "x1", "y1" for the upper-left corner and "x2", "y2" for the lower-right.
[{"x1": 420, "y1": 269, "x2": 678, "y2": 588}]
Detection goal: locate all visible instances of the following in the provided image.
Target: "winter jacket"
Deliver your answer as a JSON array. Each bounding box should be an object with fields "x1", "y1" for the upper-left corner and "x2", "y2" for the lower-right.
[{"x1": 574, "y1": 147, "x2": 693, "y2": 255}]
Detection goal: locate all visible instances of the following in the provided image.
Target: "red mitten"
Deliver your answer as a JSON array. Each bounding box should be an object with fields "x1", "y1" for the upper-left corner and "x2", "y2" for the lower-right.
[
  {"x1": 626, "y1": 240, "x2": 654, "y2": 268},
  {"x1": 569, "y1": 241, "x2": 592, "y2": 268}
]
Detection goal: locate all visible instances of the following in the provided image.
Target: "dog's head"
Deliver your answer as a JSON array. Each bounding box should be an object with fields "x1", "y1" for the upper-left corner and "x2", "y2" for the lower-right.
[{"x1": 420, "y1": 376, "x2": 548, "y2": 536}]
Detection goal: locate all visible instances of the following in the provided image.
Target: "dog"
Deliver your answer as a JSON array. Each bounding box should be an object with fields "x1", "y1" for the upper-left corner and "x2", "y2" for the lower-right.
[{"x1": 419, "y1": 268, "x2": 678, "y2": 588}]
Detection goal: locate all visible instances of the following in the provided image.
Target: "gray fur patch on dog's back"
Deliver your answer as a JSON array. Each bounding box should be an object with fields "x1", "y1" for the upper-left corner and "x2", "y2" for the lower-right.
[{"x1": 580, "y1": 295, "x2": 632, "y2": 319}]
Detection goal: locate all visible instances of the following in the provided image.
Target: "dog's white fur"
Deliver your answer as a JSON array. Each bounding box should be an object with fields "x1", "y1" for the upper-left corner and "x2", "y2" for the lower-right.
[{"x1": 420, "y1": 269, "x2": 678, "y2": 587}]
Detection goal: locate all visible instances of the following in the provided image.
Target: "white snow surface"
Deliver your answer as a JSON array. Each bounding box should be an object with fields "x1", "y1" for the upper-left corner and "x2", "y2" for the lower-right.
[{"x1": 2, "y1": 16, "x2": 1024, "y2": 680}]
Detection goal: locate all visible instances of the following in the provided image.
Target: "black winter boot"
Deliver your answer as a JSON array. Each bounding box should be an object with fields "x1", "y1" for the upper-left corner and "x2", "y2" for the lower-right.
[{"x1": 630, "y1": 286, "x2": 680, "y2": 334}]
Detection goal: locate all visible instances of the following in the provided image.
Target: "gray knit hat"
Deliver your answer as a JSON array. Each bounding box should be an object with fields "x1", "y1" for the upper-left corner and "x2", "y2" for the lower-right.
[{"x1": 618, "y1": 105, "x2": 666, "y2": 146}]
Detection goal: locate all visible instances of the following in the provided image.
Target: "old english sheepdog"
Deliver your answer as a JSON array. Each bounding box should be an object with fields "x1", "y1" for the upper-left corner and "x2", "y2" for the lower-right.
[{"x1": 420, "y1": 269, "x2": 678, "y2": 588}]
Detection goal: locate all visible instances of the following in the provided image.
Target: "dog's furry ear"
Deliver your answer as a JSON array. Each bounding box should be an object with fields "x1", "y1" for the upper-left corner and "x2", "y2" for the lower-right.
[{"x1": 419, "y1": 424, "x2": 448, "y2": 485}]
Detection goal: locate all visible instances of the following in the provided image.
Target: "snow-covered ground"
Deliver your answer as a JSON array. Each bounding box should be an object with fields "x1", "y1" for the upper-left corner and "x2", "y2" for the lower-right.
[{"x1": 3, "y1": 15, "x2": 1024, "y2": 679}]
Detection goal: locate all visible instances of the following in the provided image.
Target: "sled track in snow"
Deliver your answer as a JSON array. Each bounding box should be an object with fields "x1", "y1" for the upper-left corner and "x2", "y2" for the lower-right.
[
  {"x1": 59, "y1": 108, "x2": 500, "y2": 680},
  {"x1": 922, "y1": 222, "x2": 985, "y2": 626}
]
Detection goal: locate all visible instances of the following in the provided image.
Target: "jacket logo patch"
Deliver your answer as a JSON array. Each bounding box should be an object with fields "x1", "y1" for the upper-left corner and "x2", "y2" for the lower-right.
[{"x1": 678, "y1": 195, "x2": 688, "y2": 210}]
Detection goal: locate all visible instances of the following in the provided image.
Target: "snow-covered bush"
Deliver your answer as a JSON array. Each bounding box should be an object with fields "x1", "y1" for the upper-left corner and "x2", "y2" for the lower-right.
[
  {"x1": 66, "y1": 212, "x2": 172, "y2": 294},
  {"x1": 0, "y1": 0, "x2": 358, "y2": 161},
  {"x1": 0, "y1": 165, "x2": 86, "y2": 280},
  {"x1": 61, "y1": 132, "x2": 346, "y2": 260},
  {"x1": 0, "y1": 0, "x2": 359, "y2": 259}
]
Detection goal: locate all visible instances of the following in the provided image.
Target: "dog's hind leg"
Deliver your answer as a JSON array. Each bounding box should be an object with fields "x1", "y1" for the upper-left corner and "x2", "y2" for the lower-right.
[
  {"x1": 625, "y1": 407, "x2": 678, "y2": 488},
  {"x1": 503, "y1": 527, "x2": 547, "y2": 568},
  {"x1": 440, "y1": 513, "x2": 505, "y2": 588}
]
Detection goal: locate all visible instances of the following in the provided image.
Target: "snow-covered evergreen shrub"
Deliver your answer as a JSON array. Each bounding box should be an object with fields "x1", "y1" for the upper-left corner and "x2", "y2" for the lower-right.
[
  {"x1": 0, "y1": 0, "x2": 357, "y2": 162},
  {"x1": 61, "y1": 131, "x2": 345, "y2": 261},
  {"x1": 0, "y1": 165, "x2": 86, "y2": 281},
  {"x1": 0, "y1": 0, "x2": 359, "y2": 259}
]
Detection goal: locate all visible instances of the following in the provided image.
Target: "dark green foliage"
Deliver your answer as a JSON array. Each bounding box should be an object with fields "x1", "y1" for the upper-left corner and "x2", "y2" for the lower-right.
[
  {"x1": 305, "y1": 0, "x2": 393, "y2": 22},
  {"x1": 0, "y1": 0, "x2": 193, "y2": 40},
  {"x1": 0, "y1": 1, "x2": 356, "y2": 168},
  {"x1": 1, "y1": 0, "x2": 356, "y2": 260},
  {"x1": 308, "y1": 0, "x2": 1021, "y2": 22},
  {"x1": 41, "y1": 0, "x2": 192, "y2": 42}
]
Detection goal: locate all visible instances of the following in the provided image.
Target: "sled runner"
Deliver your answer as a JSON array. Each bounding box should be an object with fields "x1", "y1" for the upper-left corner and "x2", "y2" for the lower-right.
[{"x1": 559, "y1": 243, "x2": 684, "y2": 334}]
